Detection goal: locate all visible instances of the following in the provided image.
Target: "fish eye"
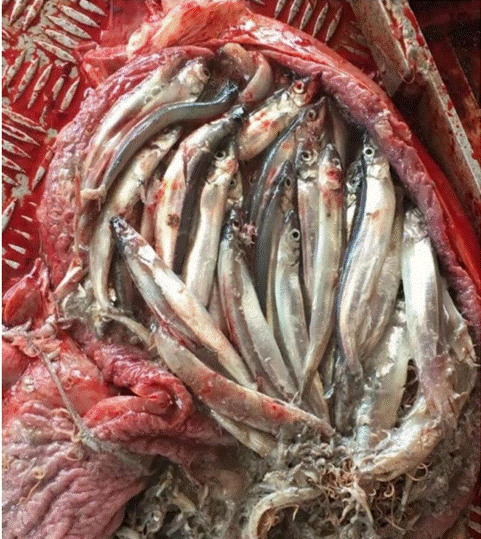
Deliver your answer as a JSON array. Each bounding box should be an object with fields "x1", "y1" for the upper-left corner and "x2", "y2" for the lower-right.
[
  {"x1": 285, "y1": 177, "x2": 292, "y2": 187},
  {"x1": 291, "y1": 229, "x2": 301, "y2": 241},
  {"x1": 215, "y1": 150, "x2": 227, "y2": 160},
  {"x1": 306, "y1": 108, "x2": 317, "y2": 121},
  {"x1": 363, "y1": 145, "x2": 375, "y2": 158},
  {"x1": 201, "y1": 67, "x2": 210, "y2": 79},
  {"x1": 300, "y1": 150, "x2": 312, "y2": 161},
  {"x1": 293, "y1": 80, "x2": 306, "y2": 94},
  {"x1": 229, "y1": 177, "x2": 237, "y2": 189},
  {"x1": 332, "y1": 157, "x2": 341, "y2": 168},
  {"x1": 232, "y1": 219, "x2": 241, "y2": 230}
]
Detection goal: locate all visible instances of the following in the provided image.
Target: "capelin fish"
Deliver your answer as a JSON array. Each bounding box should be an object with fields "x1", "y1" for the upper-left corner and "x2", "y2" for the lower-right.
[
  {"x1": 273, "y1": 209, "x2": 330, "y2": 419},
  {"x1": 295, "y1": 136, "x2": 322, "y2": 309},
  {"x1": 274, "y1": 209, "x2": 307, "y2": 379},
  {"x1": 401, "y1": 207, "x2": 460, "y2": 423},
  {"x1": 154, "y1": 104, "x2": 245, "y2": 271},
  {"x1": 336, "y1": 136, "x2": 396, "y2": 377},
  {"x1": 359, "y1": 208, "x2": 476, "y2": 481},
  {"x1": 217, "y1": 207, "x2": 298, "y2": 401},
  {"x1": 301, "y1": 143, "x2": 344, "y2": 394},
  {"x1": 183, "y1": 138, "x2": 239, "y2": 306},
  {"x1": 343, "y1": 155, "x2": 364, "y2": 242},
  {"x1": 353, "y1": 300, "x2": 411, "y2": 460},
  {"x1": 440, "y1": 277, "x2": 477, "y2": 397},
  {"x1": 153, "y1": 323, "x2": 333, "y2": 438},
  {"x1": 208, "y1": 279, "x2": 228, "y2": 335},
  {"x1": 327, "y1": 97, "x2": 352, "y2": 168},
  {"x1": 89, "y1": 125, "x2": 183, "y2": 313},
  {"x1": 359, "y1": 211, "x2": 477, "y2": 481},
  {"x1": 358, "y1": 396, "x2": 443, "y2": 481},
  {"x1": 248, "y1": 97, "x2": 327, "y2": 226},
  {"x1": 84, "y1": 81, "x2": 239, "y2": 209},
  {"x1": 237, "y1": 77, "x2": 317, "y2": 161},
  {"x1": 358, "y1": 191, "x2": 403, "y2": 357},
  {"x1": 210, "y1": 411, "x2": 277, "y2": 457},
  {"x1": 82, "y1": 56, "x2": 210, "y2": 199},
  {"x1": 254, "y1": 160, "x2": 296, "y2": 317},
  {"x1": 227, "y1": 169, "x2": 243, "y2": 209},
  {"x1": 111, "y1": 216, "x2": 254, "y2": 389}
]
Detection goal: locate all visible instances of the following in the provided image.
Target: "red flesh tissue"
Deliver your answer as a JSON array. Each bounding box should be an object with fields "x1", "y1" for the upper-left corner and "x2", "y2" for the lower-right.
[
  {"x1": 3, "y1": 1, "x2": 480, "y2": 539},
  {"x1": 2, "y1": 263, "x2": 233, "y2": 539}
]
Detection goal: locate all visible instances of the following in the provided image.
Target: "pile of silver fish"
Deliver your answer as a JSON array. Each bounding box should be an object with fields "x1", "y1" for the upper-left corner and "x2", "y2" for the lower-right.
[{"x1": 78, "y1": 45, "x2": 477, "y2": 492}]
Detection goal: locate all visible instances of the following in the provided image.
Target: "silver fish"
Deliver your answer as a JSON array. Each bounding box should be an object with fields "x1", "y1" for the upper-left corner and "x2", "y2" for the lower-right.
[
  {"x1": 82, "y1": 56, "x2": 209, "y2": 198},
  {"x1": 237, "y1": 77, "x2": 317, "y2": 161},
  {"x1": 112, "y1": 216, "x2": 254, "y2": 389},
  {"x1": 248, "y1": 97, "x2": 327, "y2": 226},
  {"x1": 274, "y1": 0, "x2": 288, "y2": 18},
  {"x1": 274, "y1": 209, "x2": 308, "y2": 378},
  {"x1": 312, "y1": 2, "x2": 329, "y2": 37},
  {"x1": 154, "y1": 104, "x2": 244, "y2": 271},
  {"x1": 295, "y1": 137, "x2": 321, "y2": 308},
  {"x1": 357, "y1": 193, "x2": 403, "y2": 357},
  {"x1": 153, "y1": 323, "x2": 331, "y2": 437},
  {"x1": 273, "y1": 210, "x2": 330, "y2": 418},
  {"x1": 2, "y1": 139, "x2": 29, "y2": 158},
  {"x1": 89, "y1": 126, "x2": 182, "y2": 312},
  {"x1": 287, "y1": 0, "x2": 303, "y2": 24},
  {"x1": 358, "y1": 396, "x2": 442, "y2": 481},
  {"x1": 336, "y1": 137, "x2": 396, "y2": 377},
  {"x1": 210, "y1": 411, "x2": 277, "y2": 457},
  {"x1": 207, "y1": 279, "x2": 228, "y2": 335},
  {"x1": 301, "y1": 144, "x2": 343, "y2": 394},
  {"x1": 359, "y1": 207, "x2": 467, "y2": 480},
  {"x1": 184, "y1": 138, "x2": 239, "y2": 306},
  {"x1": 254, "y1": 161, "x2": 296, "y2": 317},
  {"x1": 299, "y1": 1, "x2": 314, "y2": 30},
  {"x1": 401, "y1": 207, "x2": 461, "y2": 422},
  {"x1": 353, "y1": 301, "x2": 411, "y2": 460},
  {"x1": 327, "y1": 97, "x2": 351, "y2": 167},
  {"x1": 343, "y1": 155, "x2": 363, "y2": 242},
  {"x1": 440, "y1": 278, "x2": 477, "y2": 397},
  {"x1": 218, "y1": 208, "x2": 298, "y2": 401}
]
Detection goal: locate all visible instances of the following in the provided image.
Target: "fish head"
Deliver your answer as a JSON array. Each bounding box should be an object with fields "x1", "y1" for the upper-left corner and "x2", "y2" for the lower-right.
[
  {"x1": 297, "y1": 96, "x2": 328, "y2": 141},
  {"x1": 361, "y1": 134, "x2": 384, "y2": 168},
  {"x1": 319, "y1": 143, "x2": 343, "y2": 190},
  {"x1": 227, "y1": 170, "x2": 243, "y2": 209},
  {"x1": 210, "y1": 137, "x2": 239, "y2": 180},
  {"x1": 278, "y1": 160, "x2": 296, "y2": 202},
  {"x1": 287, "y1": 76, "x2": 318, "y2": 107},
  {"x1": 282, "y1": 209, "x2": 302, "y2": 263},
  {"x1": 295, "y1": 138, "x2": 319, "y2": 182},
  {"x1": 221, "y1": 206, "x2": 243, "y2": 244}
]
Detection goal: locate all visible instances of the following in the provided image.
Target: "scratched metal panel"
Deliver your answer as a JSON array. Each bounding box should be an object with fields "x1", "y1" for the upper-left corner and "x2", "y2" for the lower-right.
[{"x1": 2, "y1": 0, "x2": 106, "y2": 285}]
